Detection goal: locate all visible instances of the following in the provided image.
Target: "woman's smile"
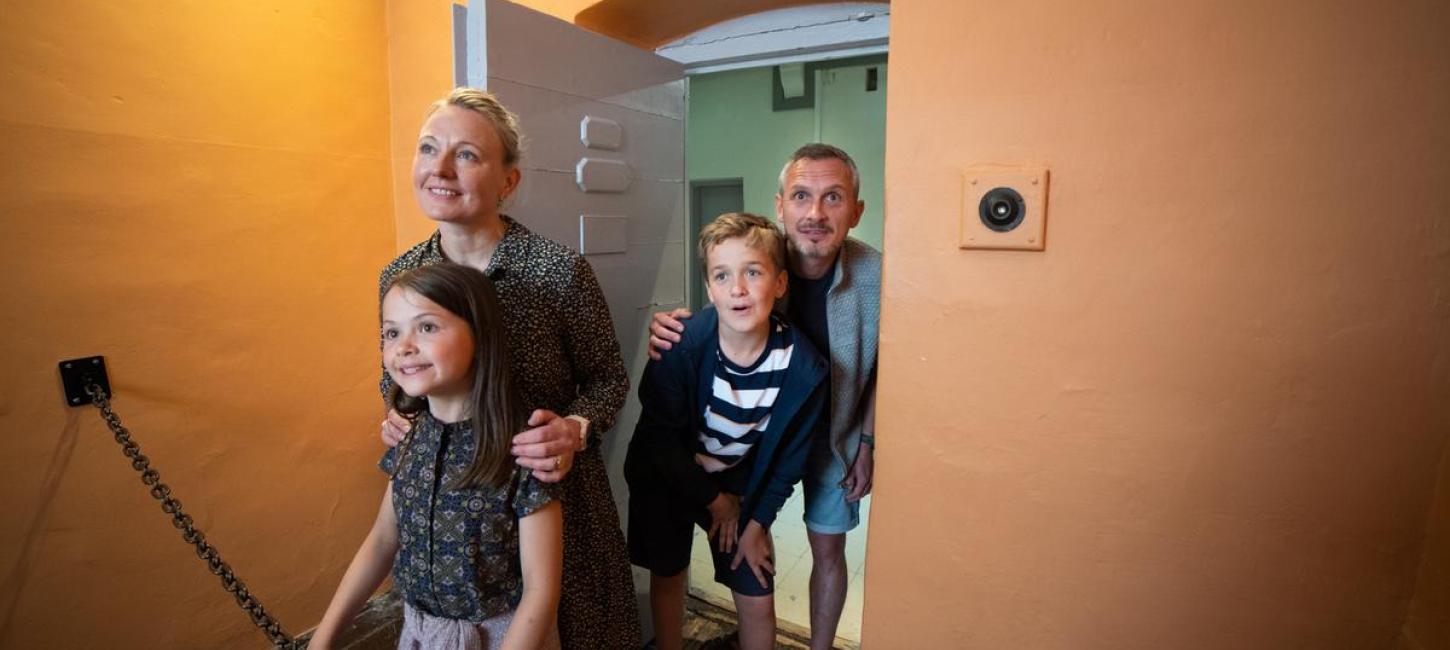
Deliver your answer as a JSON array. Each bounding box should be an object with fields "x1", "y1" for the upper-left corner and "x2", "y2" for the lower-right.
[{"x1": 411, "y1": 105, "x2": 520, "y2": 225}]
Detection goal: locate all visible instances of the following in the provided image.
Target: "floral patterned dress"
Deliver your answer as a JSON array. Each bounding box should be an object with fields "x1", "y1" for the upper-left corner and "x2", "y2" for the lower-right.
[{"x1": 379, "y1": 216, "x2": 641, "y2": 649}]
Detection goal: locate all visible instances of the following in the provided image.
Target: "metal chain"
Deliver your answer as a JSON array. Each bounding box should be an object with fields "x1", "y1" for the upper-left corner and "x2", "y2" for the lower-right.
[{"x1": 86, "y1": 384, "x2": 299, "y2": 650}]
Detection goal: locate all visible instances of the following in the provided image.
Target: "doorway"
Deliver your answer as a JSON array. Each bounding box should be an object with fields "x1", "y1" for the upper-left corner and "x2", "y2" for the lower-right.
[
  {"x1": 680, "y1": 54, "x2": 887, "y2": 647},
  {"x1": 452, "y1": 1, "x2": 887, "y2": 645},
  {"x1": 688, "y1": 180, "x2": 746, "y2": 310}
]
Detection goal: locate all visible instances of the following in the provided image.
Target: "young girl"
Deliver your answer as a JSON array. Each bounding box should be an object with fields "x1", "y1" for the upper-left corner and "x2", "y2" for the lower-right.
[{"x1": 311, "y1": 263, "x2": 563, "y2": 650}]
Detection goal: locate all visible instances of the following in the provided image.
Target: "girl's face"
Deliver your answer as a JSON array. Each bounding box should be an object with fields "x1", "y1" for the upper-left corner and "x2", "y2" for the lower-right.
[
  {"x1": 412, "y1": 105, "x2": 521, "y2": 226},
  {"x1": 382, "y1": 286, "x2": 476, "y2": 419}
]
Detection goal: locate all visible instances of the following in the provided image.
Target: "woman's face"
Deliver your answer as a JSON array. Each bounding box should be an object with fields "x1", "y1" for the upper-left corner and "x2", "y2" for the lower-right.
[{"x1": 412, "y1": 105, "x2": 520, "y2": 225}]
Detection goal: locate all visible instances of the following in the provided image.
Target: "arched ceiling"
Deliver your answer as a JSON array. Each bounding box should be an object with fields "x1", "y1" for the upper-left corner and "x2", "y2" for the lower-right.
[{"x1": 512, "y1": 0, "x2": 871, "y2": 50}]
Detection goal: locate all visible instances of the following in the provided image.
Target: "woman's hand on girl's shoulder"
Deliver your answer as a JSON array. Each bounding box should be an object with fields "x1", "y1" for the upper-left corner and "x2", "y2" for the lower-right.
[
  {"x1": 511, "y1": 409, "x2": 578, "y2": 482},
  {"x1": 381, "y1": 409, "x2": 410, "y2": 448}
]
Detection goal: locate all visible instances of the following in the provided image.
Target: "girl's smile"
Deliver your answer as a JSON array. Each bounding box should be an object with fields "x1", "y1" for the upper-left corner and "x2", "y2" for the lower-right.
[{"x1": 381, "y1": 287, "x2": 477, "y2": 422}]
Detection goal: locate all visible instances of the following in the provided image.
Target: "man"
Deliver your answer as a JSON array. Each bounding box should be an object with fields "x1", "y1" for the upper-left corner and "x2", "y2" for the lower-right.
[{"x1": 650, "y1": 143, "x2": 879, "y2": 650}]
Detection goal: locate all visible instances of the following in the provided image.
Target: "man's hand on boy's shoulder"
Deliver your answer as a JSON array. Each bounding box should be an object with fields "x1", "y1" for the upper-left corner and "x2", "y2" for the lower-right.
[
  {"x1": 731, "y1": 521, "x2": 775, "y2": 589},
  {"x1": 647, "y1": 307, "x2": 693, "y2": 360}
]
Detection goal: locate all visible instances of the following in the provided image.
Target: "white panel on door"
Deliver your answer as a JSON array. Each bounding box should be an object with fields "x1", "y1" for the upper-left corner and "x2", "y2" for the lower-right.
[
  {"x1": 487, "y1": 76, "x2": 683, "y2": 181},
  {"x1": 458, "y1": 2, "x2": 687, "y2": 580},
  {"x1": 580, "y1": 214, "x2": 629, "y2": 255},
  {"x1": 576, "y1": 158, "x2": 632, "y2": 193},
  {"x1": 581, "y1": 116, "x2": 624, "y2": 150}
]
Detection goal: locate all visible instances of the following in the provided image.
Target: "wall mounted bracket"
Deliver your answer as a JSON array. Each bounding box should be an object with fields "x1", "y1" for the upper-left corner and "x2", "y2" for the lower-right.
[
  {"x1": 960, "y1": 166, "x2": 1049, "y2": 251},
  {"x1": 59, "y1": 356, "x2": 110, "y2": 407}
]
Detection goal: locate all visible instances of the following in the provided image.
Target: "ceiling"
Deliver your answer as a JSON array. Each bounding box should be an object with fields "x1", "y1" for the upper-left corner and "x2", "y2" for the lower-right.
[{"x1": 514, "y1": 0, "x2": 864, "y2": 49}]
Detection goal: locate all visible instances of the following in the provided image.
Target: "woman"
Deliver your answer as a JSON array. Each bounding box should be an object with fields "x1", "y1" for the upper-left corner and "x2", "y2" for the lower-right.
[{"x1": 378, "y1": 87, "x2": 640, "y2": 649}]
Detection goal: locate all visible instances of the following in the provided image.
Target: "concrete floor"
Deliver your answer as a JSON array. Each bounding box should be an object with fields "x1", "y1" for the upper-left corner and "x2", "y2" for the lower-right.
[
  {"x1": 314, "y1": 590, "x2": 820, "y2": 650},
  {"x1": 688, "y1": 492, "x2": 871, "y2": 647},
  {"x1": 313, "y1": 492, "x2": 875, "y2": 649}
]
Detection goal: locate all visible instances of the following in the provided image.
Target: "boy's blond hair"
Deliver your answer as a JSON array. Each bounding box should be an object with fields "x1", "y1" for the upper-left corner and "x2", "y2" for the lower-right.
[{"x1": 698, "y1": 212, "x2": 787, "y2": 277}]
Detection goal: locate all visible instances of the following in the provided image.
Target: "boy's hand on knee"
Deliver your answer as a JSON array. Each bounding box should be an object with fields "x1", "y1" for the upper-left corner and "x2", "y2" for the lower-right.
[
  {"x1": 730, "y1": 521, "x2": 774, "y2": 589},
  {"x1": 706, "y1": 492, "x2": 741, "y2": 554},
  {"x1": 647, "y1": 308, "x2": 692, "y2": 361}
]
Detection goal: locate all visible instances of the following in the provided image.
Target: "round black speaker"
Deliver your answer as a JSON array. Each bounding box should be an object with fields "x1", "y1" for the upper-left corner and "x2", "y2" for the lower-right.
[{"x1": 979, "y1": 187, "x2": 1026, "y2": 232}]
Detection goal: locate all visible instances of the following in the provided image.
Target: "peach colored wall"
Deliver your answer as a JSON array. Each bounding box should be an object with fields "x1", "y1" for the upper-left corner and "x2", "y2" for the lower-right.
[
  {"x1": 1404, "y1": 445, "x2": 1450, "y2": 650},
  {"x1": 0, "y1": 2, "x2": 396, "y2": 648},
  {"x1": 512, "y1": 0, "x2": 597, "y2": 24},
  {"x1": 865, "y1": 0, "x2": 1450, "y2": 647},
  {"x1": 387, "y1": 0, "x2": 466, "y2": 251}
]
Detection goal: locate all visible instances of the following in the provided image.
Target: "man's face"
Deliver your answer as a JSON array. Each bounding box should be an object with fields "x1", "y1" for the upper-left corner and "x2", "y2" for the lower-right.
[{"x1": 776, "y1": 158, "x2": 864, "y2": 268}]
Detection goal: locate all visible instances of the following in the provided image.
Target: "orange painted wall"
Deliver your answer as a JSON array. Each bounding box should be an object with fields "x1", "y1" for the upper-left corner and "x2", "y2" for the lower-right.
[
  {"x1": 387, "y1": 0, "x2": 466, "y2": 251},
  {"x1": 865, "y1": 0, "x2": 1450, "y2": 647},
  {"x1": 512, "y1": 0, "x2": 597, "y2": 24},
  {"x1": 0, "y1": 2, "x2": 396, "y2": 648}
]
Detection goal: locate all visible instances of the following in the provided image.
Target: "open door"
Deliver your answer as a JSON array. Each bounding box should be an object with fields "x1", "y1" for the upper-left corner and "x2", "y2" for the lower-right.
[{"x1": 456, "y1": 0, "x2": 686, "y2": 544}]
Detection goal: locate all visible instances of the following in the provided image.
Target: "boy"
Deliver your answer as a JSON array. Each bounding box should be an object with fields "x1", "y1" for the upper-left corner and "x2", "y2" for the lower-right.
[{"x1": 625, "y1": 213, "x2": 828, "y2": 650}]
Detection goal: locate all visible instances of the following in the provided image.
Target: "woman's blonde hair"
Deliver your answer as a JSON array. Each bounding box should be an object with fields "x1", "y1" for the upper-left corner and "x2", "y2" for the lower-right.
[{"x1": 427, "y1": 87, "x2": 523, "y2": 166}]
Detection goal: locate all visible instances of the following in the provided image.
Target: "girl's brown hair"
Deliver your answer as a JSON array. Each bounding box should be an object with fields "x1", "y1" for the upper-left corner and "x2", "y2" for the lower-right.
[{"x1": 385, "y1": 263, "x2": 522, "y2": 489}]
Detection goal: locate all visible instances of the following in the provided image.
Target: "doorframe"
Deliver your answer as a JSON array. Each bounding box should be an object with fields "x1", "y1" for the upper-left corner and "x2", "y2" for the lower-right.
[
  {"x1": 655, "y1": 3, "x2": 890, "y2": 75},
  {"x1": 687, "y1": 178, "x2": 746, "y2": 310}
]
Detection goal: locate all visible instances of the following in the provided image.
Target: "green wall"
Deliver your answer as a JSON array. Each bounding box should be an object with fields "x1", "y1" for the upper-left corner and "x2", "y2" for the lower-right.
[
  {"x1": 817, "y1": 63, "x2": 887, "y2": 251},
  {"x1": 687, "y1": 61, "x2": 888, "y2": 251}
]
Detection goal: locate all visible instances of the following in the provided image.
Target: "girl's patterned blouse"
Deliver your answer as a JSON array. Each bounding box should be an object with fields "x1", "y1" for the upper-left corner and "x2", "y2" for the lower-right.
[{"x1": 380, "y1": 412, "x2": 557, "y2": 621}]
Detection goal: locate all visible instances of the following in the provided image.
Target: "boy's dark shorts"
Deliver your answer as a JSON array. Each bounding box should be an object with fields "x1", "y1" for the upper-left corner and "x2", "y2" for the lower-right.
[{"x1": 628, "y1": 486, "x2": 773, "y2": 597}]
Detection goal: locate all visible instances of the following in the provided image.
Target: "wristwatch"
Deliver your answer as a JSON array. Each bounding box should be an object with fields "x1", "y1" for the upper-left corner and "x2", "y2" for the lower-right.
[{"x1": 567, "y1": 415, "x2": 591, "y2": 451}]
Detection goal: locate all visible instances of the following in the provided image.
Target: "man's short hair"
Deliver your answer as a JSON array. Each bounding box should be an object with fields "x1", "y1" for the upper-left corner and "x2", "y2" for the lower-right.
[
  {"x1": 697, "y1": 212, "x2": 788, "y2": 277},
  {"x1": 777, "y1": 143, "x2": 861, "y2": 199}
]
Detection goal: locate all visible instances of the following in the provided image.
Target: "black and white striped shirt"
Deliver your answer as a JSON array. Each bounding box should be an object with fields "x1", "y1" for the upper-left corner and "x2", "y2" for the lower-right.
[{"x1": 696, "y1": 317, "x2": 795, "y2": 473}]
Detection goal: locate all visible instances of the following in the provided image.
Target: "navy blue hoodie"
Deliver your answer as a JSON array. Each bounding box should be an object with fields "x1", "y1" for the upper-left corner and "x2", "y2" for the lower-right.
[{"x1": 624, "y1": 308, "x2": 828, "y2": 528}]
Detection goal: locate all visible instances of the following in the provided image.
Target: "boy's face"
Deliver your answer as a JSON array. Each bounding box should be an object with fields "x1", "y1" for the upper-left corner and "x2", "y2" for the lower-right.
[{"x1": 705, "y1": 237, "x2": 788, "y2": 336}]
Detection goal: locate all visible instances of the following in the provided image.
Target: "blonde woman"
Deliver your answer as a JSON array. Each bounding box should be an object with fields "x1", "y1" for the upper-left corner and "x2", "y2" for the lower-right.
[{"x1": 378, "y1": 88, "x2": 640, "y2": 649}]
